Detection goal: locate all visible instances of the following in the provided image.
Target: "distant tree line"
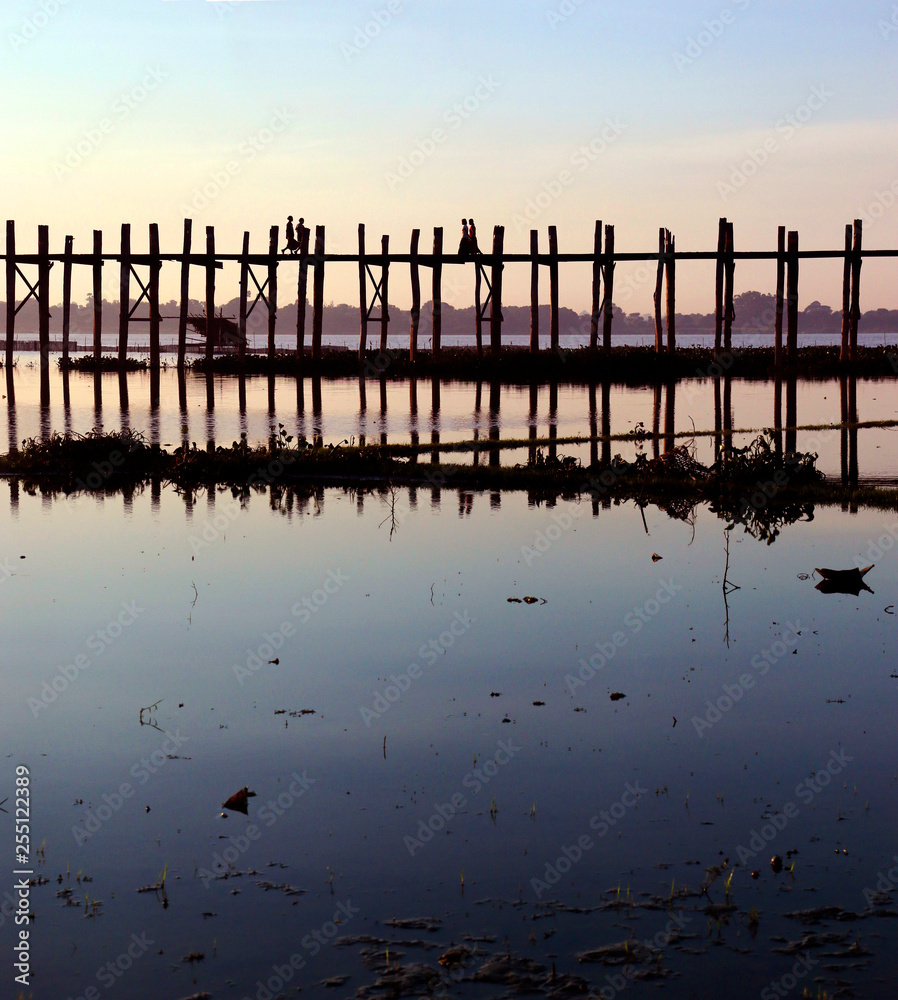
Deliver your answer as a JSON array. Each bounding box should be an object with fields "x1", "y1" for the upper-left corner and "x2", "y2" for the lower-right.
[{"x1": 3, "y1": 292, "x2": 897, "y2": 341}]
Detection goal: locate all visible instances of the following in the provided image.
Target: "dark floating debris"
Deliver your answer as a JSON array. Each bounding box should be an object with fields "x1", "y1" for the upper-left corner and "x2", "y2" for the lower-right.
[
  {"x1": 652, "y1": 552, "x2": 662, "y2": 562},
  {"x1": 532, "y1": 700, "x2": 545, "y2": 707},
  {"x1": 222, "y1": 787, "x2": 256, "y2": 815},
  {"x1": 771, "y1": 855, "x2": 784, "y2": 874},
  {"x1": 490, "y1": 691, "x2": 501, "y2": 697},
  {"x1": 609, "y1": 692, "x2": 626, "y2": 701},
  {"x1": 814, "y1": 564, "x2": 875, "y2": 596}
]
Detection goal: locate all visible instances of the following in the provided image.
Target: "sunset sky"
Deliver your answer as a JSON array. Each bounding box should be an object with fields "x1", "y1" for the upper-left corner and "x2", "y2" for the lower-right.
[{"x1": 3, "y1": 0, "x2": 897, "y2": 315}]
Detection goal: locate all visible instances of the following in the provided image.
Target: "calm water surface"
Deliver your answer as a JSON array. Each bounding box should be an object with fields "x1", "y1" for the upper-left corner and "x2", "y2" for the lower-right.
[{"x1": 2, "y1": 479, "x2": 898, "y2": 998}]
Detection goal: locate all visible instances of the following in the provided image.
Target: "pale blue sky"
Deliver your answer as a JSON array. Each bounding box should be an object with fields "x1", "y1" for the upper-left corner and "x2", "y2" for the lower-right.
[{"x1": 4, "y1": 0, "x2": 896, "y2": 311}]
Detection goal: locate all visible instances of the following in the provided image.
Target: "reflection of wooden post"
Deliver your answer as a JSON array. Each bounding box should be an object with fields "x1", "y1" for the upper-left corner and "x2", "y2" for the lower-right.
[
  {"x1": 714, "y1": 217, "x2": 726, "y2": 356},
  {"x1": 786, "y1": 231, "x2": 799, "y2": 360},
  {"x1": 529, "y1": 230, "x2": 539, "y2": 353},
  {"x1": 785, "y1": 376, "x2": 797, "y2": 454},
  {"x1": 489, "y1": 226, "x2": 504, "y2": 356},
  {"x1": 849, "y1": 219, "x2": 862, "y2": 362},
  {"x1": 723, "y1": 222, "x2": 734, "y2": 352},
  {"x1": 474, "y1": 254, "x2": 483, "y2": 358},
  {"x1": 588, "y1": 383, "x2": 598, "y2": 467},
  {"x1": 529, "y1": 382, "x2": 538, "y2": 464},
  {"x1": 5, "y1": 221, "x2": 15, "y2": 367},
  {"x1": 602, "y1": 224, "x2": 614, "y2": 351},
  {"x1": 62, "y1": 235, "x2": 73, "y2": 365},
  {"x1": 601, "y1": 381, "x2": 610, "y2": 468},
  {"x1": 839, "y1": 374, "x2": 848, "y2": 483},
  {"x1": 409, "y1": 229, "x2": 420, "y2": 362},
  {"x1": 149, "y1": 223, "x2": 160, "y2": 369},
  {"x1": 380, "y1": 234, "x2": 390, "y2": 352},
  {"x1": 773, "y1": 375, "x2": 782, "y2": 455},
  {"x1": 548, "y1": 225, "x2": 559, "y2": 353},
  {"x1": 432, "y1": 227, "x2": 443, "y2": 360},
  {"x1": 92, "y1": 230, "x2": 102, "y2": 359},
  {"x1": 653, "y1": 227, "x2": 664, "y2": 353},
  {"x1": 652, "y1": 383, "x2": 661, "y2": 460},
  {"x1": 267, "y1": 225, "x2": 278, "y2": 359},
  {"x1": 713, "y1": 377, "x2": 722, "y2": 458},
  {"x1": 178, "y1": 219, "x2": 192, "y2": 368},
  {"x1": 664, "y1": 381, "x2": 675, "y2": 453},
  {"x1": 848, "y1": 375, "x2": 858, "y2": 485},
  {"x1": 665, "y1": 229, "x2": 676, "y2": 354},
  {"x1": 357, "y1": 223, "x2": 367, "y2": 359},
  {"x1": 118, "y1": 223, "x2": 130, "y2": 364},
  {"x1": 37, "y1": 225, "x2": 50, "y2": 368},
  {"x1": 205, "y1": 226, "x2": 216, "y2": 363},
  {"x1": 774, "y1": 226, "x2": 785, "y2": 368},
  {"x1": 589, "y1": 221, "x2": 602, "y2": 351},
  {"x1": 312, "y1": 226, "x2": 325, "y2": 360},
  {"x1": 296, "y1": 226, "x2": 309, "y2": 361},
  {"x1": 238, "y1": 231, "x2": 249, "y2": 363}
]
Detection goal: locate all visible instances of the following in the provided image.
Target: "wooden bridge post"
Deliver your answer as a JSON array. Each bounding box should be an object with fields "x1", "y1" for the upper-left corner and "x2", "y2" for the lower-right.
[
  {"x1": 268, "y1": 225, "x2": 278, "y2": 359},
  {"x1": 357, "y1": 223, "x2": 367, "y2": 359},
  {"x1": 723, "y1": 222, "x2": 734, "y2": 352},
  {"x1": 409, "y1": 228, "x2": 420, "y2": 362},
  {"x1": 714, "y1": 217, "x2": 726, "y2": 356},
  {"x1": 238, "y1": 230, "x2": 249, "y2": 363},
  {"x1": 4, "y1": 221, "x2": 14, "y2": 367},
  {"x1": 589, "y1": 220, "x2": 602, "y2": 352},
  {"x1": 548, "y1": 225, "x2": 559, "y2": 353},
  {"x1": 149, "y1": 223, "x2": 160, "y2": 369},
  {"x1": 312, "y1": 225, "x2": 325, "y2": 360},
  {"x1": 839, "y1": 223, "x2": 851, "y2": 364},
  {"x1": 62, "y1": 234, "x2": 73, "y2": 365},
  {"x1": 37, "y1": 225, "x2": 50, "y2": 368},
  {"x1": 474, "y1": 251, "x2": 483, "y2": 358},
  {"x1": 177, "y1": 219, "x2": 191, "y2": 368},
  {"x1": 602, "y1": 224, "x2": 614, "y2": 351},
  {"x1": 205, "y1": 225, "x2": 215, "y2": 363},
  {"x1": 380, "y1": 234, "x2": 390, "y2": 352},
  {"x1": 849, "y1": 219, "x2": 862, "y2": 362},
  {"x1": 665, "y1": 229, "x2": 676, "y2": 354},
  {"x1": 489, "y1": 225, "x2": 504, "y2": 355},
  {"x1": 653, "y1": 227, "x2": 664, "y2": 353},
  {"x1": 432, "y1": 227, "x2": 443, "y2": 359},
  {"x1": 296, "y1": 225, "x2": 310, "y2": 361},
  {"x1": 92, "y1": 230, "x2": 102, "y2": 359},
  {"x1": 118, "y1": 223, "x2": 130, "y2": 364},
  {"x1": 529, "y1": 230, "x2": 539, "y2": 353},
  {"x1": 774, "y1": 226, "x2": 785, "y2": 368},
  {"x1": 786, "y1": 230, "x2": 799, "y2": 360}
]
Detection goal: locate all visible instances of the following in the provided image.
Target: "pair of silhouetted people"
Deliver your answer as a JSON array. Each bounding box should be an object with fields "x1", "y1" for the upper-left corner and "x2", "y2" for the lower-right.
[
  {"x1": 282, "y1": 216, "x2": 305, "y2": 254},
  {"x1": 458, "y1": 218, "x2": 479, "y2": 259}
]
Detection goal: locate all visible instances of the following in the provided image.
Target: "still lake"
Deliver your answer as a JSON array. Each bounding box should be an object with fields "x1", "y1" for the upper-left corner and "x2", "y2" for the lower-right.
[{"x1": 2, "y1": 362, "x2": 898, "y2": 999}]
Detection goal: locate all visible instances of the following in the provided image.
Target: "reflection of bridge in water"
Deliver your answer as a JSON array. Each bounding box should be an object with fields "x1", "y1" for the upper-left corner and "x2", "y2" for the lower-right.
[{"x1": 2, "y1": 367, "x2": 881, "y2": 519}]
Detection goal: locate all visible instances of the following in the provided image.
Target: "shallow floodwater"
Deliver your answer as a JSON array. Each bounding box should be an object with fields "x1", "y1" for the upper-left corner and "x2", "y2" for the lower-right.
[
  {"x1": 2, "y1": 481, "x2": 898, "y2": 999},
  {"x1": 4, "y1": 360, "x2": 898, "y2": 485}
]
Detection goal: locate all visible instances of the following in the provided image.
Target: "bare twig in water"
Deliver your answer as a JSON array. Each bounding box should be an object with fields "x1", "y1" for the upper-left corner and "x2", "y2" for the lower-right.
[
  {"x1": 721, "y1": 530, "x2": 741, "y2": 648},
  {"x1": 378, "y1": 485, "x2": 400, "y2": 540},
  {"x1": 139, "y1": 700, "x2": 164, "y2": 731},
  {"x1": 190, "y1": 581, "x2": 199, "y2": 608}
]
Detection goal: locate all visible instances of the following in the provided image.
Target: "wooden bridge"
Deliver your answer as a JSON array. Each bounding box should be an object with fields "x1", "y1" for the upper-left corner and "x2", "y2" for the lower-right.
[{"x1": 3, "y1": 217, "x2": 894, "y2": 370}]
